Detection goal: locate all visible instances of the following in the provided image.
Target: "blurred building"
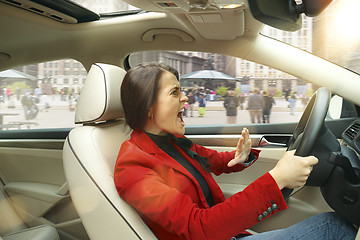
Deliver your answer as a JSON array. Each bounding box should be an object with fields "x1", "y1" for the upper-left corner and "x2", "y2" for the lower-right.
[
  {"x1": 129, "y1": 51, "x2": 236, "y2": 90},
  {"x1": 37, "y1": 0, "x2": 130, "y2": 94},
  {"x1": 38, "y1": 60, "x2": 87, "y2": 94},
  {"x1": 313, "y1": 0, "x2": 360, "y2": 72},
  {"x1": 235, "y1": 16, "x2": 313, "y2": 95}
]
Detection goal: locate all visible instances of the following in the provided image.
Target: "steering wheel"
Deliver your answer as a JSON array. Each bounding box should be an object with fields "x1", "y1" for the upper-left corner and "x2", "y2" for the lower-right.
[{"x1": 282, "y1": 87, "x2": 331, "y2": 199}]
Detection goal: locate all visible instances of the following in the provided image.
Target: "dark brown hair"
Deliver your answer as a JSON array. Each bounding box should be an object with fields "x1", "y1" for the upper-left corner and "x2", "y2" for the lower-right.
[{"x1": 121, "y1": 63, "x2": 179, "y2": 130}]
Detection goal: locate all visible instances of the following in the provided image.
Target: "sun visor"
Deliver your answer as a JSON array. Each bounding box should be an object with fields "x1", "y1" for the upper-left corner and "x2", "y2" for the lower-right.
[{"x1": 187, "y1": 10, "x2": 245, "y2": 40}]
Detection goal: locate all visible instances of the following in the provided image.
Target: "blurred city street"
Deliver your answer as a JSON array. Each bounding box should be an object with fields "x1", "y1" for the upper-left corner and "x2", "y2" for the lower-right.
[
  {"x1": 0, "y1": 96, "x2": 304, "y2": 130},
  {"x1": 183, "y1": 97, "x2": 303, "y2": 125}
]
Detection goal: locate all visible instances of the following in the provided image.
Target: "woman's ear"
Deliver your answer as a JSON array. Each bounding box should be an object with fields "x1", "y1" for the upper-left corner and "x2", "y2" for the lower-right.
[
  {"x1": 148, "y1": 111, "x2": 153, "y2": 119},
  {"x1": 147, "y1": 106, "x2": 154, "y2": 119}
]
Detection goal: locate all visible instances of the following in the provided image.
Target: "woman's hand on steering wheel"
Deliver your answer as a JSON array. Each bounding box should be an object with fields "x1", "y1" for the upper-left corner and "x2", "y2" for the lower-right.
[
  {"x1": 228, "y1": 128, "x2": 252, "y2": 167},
  {"x1": 269, "y1": 150, "x2": 319, "y2": 190}
]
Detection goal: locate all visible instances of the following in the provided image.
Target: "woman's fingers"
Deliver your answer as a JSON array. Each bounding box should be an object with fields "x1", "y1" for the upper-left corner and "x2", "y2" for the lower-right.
[
  {"x1": 228, "y1": 128, "x2": 252, "y2": 167},
  {"x1": 227, "y1": 159, "x2": 237, "y2": 167},
  {"x1": 306, "y1": 155, "x2": 319, "y2": 166},
  {"x1": 236, "y1": 136, "x2": 244, "y2": 149},
  {"x1": 269, "y1": 151, "x2": 319, "y2": 189},
  {"x1": 242, "y1": 128, "x2": 249, "y2": 141}
]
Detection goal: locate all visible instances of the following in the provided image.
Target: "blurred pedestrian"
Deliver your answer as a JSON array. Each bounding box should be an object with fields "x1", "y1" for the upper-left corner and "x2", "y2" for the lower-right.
[
  {"x1": 68, "y1": 93, "x2": 76, "y2": 111},
  {"x1": 5, "y1": 88, "x2": 12, "y2": 101},
  {"x1": 247, "y1": 89, "x2": 264, "y2": 123},
  {"x1": 0, "y1": 87, "x2": 5, "y2": 102},
  {"x1": 262, "y1": 91, "x2": 276, "y2": 123},
  {"x1": 284, "y1": 88, "x2": 290, "y2": 101},
  {"x1": 60, "y1": 89, "x2": 65, "y2": 101},
  {"x1": 289, "y1": 93, "x2": 297, "y2": 115},
  {"x1": 21, "y1": 91, "x2": 38, "y2": 120},
  {"x1": 16, "y1": 87, "x2": 21, "y2": 101},
  {"x1": 239, "y1": 93, "x2": 245, "y2": 110},
  {"x1": 7, "y1": 94, "x2": 15, "y2": 109},
  {"x1": 224, "y1": 90, "x2": 239, "y2": 124},
  {"x1": 198, "y1": 94, "x2": 206, "y2": 117},
  {"x1": 183, "y1": 101, "x2": 189, "y2": 117},
  {"x1": 41, "y1": 93, "x2": 50, "y2": 112},
  {"x1": 34, "y1": 87, "x2": 42, "y2": 101},
  {"x1": 187, "y1": 91, "x2": 196, "y2": 117}
]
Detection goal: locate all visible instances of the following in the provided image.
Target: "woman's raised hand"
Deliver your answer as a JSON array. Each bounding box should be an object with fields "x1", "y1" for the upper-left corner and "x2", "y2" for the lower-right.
[{"x1": 227, "y1": 128, "x2": 252, "y2": 167}]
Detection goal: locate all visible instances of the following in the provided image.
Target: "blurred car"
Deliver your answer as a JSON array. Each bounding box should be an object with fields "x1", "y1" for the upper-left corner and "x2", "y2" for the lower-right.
[{"x1": 0, "y1": 0, "x2": 359, "y2": 239}]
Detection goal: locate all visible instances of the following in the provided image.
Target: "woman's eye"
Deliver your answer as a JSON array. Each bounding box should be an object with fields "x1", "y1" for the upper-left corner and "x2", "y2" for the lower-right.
[{"x1": 171, "y1": 90, "x2": 178, "y2": 95}]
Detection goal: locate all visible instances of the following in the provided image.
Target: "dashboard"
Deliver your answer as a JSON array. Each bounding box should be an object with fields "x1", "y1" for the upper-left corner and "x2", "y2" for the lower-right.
[
  {"x1": 321, "y1": 119, "x2": 360, "y2": 226},
  {"x1": 342, "y1": 119, "x2": 360, "y2": 154}
]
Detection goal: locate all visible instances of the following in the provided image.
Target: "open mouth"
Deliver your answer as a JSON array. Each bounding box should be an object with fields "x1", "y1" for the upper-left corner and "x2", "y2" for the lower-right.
[{"x1": 177, "y1": 109, "x2": 185, "y2": 125}]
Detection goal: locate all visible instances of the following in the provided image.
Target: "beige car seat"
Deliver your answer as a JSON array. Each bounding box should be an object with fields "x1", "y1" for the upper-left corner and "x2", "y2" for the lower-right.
[
  {"x1": 62, "y1": 63, "x2": 157, "y2": 240},
  {"x1": 2, "y1": 225, "x2": 59, "y2": 240}
]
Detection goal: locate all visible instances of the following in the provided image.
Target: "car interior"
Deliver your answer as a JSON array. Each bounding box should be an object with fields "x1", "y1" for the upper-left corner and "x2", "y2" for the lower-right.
[{"x1": 0, "y1": 0, "x2": 360, "y2": 239}]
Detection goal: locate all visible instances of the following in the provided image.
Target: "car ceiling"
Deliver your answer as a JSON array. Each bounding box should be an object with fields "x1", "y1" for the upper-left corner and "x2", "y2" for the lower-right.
[{"x1": 0, "y1": 0, "x2": 263, "y2": 71}]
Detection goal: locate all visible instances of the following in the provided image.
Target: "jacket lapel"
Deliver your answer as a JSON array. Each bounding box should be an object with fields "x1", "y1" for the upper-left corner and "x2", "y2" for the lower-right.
[
  {"x1": 130, "y1": 129, "x2": 197, "y2": 179},
  {"x1": 130, "y1": 129, "x2": 212, "y2": 207}
]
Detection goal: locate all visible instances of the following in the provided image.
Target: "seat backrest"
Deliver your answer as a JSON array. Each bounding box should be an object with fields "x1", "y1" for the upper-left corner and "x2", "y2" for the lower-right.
[{"x1": 63, "y1": 63, "x2": 157, "y2": 240}]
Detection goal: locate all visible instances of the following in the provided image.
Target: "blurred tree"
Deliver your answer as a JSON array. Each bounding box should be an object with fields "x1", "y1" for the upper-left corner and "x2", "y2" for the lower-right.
[
  {"x1": 6, "y1": 81, "x2": 32, "y2": 93},
  {"x1": 216, "y1": 86, "x2": 229, "y2": 96}
]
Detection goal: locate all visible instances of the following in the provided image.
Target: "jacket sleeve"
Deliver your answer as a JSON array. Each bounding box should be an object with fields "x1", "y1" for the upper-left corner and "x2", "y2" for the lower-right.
[
  {"x1": 115, "y1": 164, "x2": 286, "y2": 240},
  {"x1": 115, "y1": 142, "x2": 286, "y2": 240},
  {"x1": 191, "y1": 143, "x2": 261, "y2": 175}
]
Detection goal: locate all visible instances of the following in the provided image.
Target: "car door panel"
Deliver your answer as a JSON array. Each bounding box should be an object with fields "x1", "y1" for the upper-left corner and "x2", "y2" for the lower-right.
[
  {"x1": 0, "y1": 134, "x2": 89, "y2": 240},
  {"x1": 0, "y1": 183, "x2": 26, "y2": 235},
  {"x1": 0, "y1": 145, "x2": 67, "y2": 222},
  {"x1": 0, "y1": 147, "x2": 64, "y2": 185}
]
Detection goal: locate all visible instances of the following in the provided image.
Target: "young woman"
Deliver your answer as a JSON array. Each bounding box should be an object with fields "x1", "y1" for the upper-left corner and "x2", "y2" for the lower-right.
[{"x1": 114, "y1": 63, "x2": 356, "y2": 240}]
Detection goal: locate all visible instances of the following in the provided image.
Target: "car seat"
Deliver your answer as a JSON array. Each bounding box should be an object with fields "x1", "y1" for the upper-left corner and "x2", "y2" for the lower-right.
[
  {"x1": 2, "y1": 225, "x2": 59, "y2": 240},
  {"x1": 62, "y1": 63, "x2": 158, "y2": 240}
]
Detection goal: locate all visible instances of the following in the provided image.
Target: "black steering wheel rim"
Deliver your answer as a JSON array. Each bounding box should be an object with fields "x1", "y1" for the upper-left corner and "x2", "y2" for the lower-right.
[
  {"x1": 282, "y1": 87, "x2": 331, "y2": 199},
  {"x1": 289, "y1": 87, "x2": 331, "y2": 156}
]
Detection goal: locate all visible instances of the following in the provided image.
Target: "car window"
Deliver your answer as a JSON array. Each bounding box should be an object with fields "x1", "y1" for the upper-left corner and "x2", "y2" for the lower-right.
[
  {"x1": 129, "y1": 51, "x2": 357, "y2": 126},
  {"x1": 0, "y1": 55, "x2": 356, "y2": 132},
  {"x1": 73, "y1": 0, "x2": 138, "y2": 14},
  {"x1": 0, "y1": 59, "x2": 85, "y2": 130}
]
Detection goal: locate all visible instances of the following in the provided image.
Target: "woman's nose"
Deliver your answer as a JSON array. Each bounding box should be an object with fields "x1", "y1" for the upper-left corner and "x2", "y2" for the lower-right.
[{"x1": 181, "y1": 93, "x2": 188, "y2": 102}]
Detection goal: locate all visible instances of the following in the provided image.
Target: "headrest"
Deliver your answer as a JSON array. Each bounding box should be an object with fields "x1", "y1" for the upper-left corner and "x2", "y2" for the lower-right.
[{"x1": 75, "y1": 63, "x2": 127, "y2": 124}]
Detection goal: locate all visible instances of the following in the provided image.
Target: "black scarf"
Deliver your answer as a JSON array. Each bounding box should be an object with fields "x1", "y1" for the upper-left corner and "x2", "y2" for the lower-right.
[{"x1": 169, "y1": 134, "x2": 210, "y2": 172}]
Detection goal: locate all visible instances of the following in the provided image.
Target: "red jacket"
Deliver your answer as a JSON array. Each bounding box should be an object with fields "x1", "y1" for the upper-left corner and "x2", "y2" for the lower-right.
[{"x1": 114, "y1": 129, "x2": 287, "y2": 240}]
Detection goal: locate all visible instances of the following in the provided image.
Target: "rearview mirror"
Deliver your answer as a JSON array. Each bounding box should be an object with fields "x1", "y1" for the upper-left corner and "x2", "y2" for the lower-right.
[{"x1": 248, "y1": 0, "x2": 332, "y2": 32}]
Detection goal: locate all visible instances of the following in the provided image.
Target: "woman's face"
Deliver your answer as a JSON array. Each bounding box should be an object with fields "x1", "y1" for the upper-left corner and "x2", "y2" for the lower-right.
[{"x1": 144, "y1": 71, "x2": 188, "y2": 136}]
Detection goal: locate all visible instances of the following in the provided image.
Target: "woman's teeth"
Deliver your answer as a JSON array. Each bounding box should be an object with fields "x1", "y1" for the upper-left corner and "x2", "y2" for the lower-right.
[{"x1": 178, "y1": 109, "x2": 184, "y2": 123}]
